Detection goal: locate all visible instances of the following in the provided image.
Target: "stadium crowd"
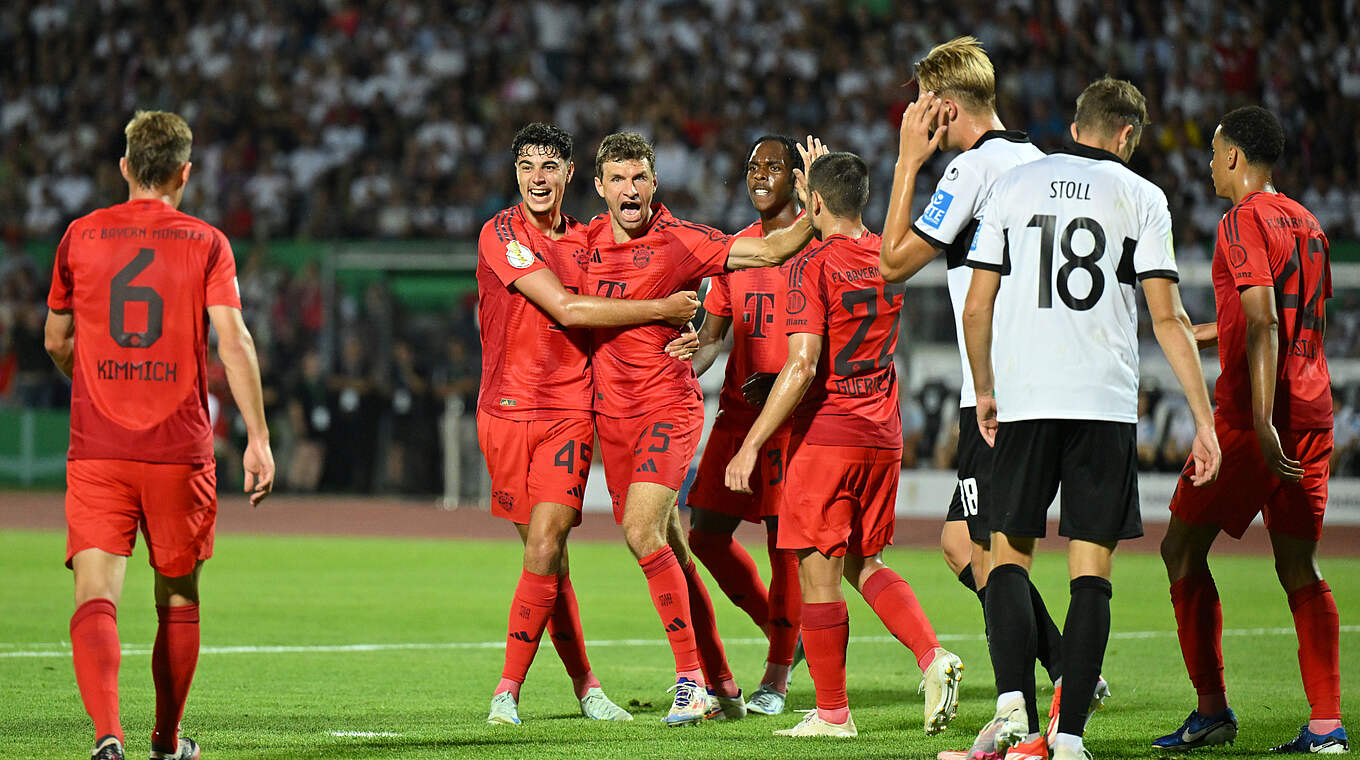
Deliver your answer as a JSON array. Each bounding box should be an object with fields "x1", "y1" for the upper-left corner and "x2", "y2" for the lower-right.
[{"x1": 4, "y1": 0, "x2": 1360, "y2": 492}]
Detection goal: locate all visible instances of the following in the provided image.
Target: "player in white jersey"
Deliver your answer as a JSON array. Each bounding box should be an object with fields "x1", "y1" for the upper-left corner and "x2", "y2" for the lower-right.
[
  {"x1": 879, "y1": 38, "x2": 1078, "y2": 757},
  {"x1": 962, "y1": 77, "x2": 1221, "y2": 760}
]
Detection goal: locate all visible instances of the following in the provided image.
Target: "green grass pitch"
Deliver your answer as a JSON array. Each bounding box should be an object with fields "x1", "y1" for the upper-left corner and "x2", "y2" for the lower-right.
[{"x1": 0, "y1": 528, "x2": 1355, "y2": 759}]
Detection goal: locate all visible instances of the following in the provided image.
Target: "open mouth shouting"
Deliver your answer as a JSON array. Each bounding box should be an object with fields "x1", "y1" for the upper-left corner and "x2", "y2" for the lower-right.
[{"x1": 619, "y1": 199, "x2": 644, "y2": 224}]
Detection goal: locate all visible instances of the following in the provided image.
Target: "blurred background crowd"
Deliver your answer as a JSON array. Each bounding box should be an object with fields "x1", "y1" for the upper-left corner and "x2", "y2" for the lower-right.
[{"x1": 4, "y1": 0, "x2": 1360, "y2": 496}]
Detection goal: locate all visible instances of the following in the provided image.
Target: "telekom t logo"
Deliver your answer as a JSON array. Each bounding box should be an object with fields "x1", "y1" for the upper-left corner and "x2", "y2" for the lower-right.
[{"x1": 744, "y1": 292, "x2": 776, "y2": 338}]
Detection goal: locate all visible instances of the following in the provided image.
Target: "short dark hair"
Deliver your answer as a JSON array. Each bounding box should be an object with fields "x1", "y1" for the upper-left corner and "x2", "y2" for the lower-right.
[
  {"x1": 1218, "y1": 106, "x2": 1285, "y2": 167},
  {"x1": 124, "y1": 110, "x2": 192, "y2": 190},
  {"x1": 745, "y1": 134, "x2": 804, "y2": 174},
  {"x1": 807, "y1": 152, "x2": 869, "y2": 218},
  {"x1": 595, "y1": 132, "x2": 655, "y2": 179},
  {"x1": 1074, "y1": 76, "x2": 1148, "y2": 148},
  {"x1": 511, "y1": 122, "x2": 573, "y2": 163}
]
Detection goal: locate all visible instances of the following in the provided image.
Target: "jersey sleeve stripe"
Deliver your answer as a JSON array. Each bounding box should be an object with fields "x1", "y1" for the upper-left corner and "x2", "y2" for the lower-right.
[
  {"x1": 910, "y1": 221, "x2": 947, "y2": 250},
  {"x1": 1225, "y1": 206, "x2": 1241, "y2": 244},
  {"x1": 1136, "y1": 269, "x2": 1180, "y2": 282}
]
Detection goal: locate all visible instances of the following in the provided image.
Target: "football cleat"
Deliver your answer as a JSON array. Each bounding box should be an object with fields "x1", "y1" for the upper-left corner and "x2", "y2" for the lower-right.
[
  {"x1": 1050, "y1": 741, "x2": 1094, "y2": 760},
  {"x1": 148, "y1": 737, "x2": 200, "y2": 760},
  {"x1": 1152, "y1": 708, "x2": 1238, "y2": 750},
  {"x1": 578, "y1": 687, "x2": 633, "y2": 721},
  {"x1": 1004, "y1": 734, "x2": 1050, "y2": 760},
  {"x1": 946, "y1": 694, "x2": 1028, "y2": 760},
  {"x1": 920, "y1": 649, "x2": 964, "y2": 735},
  {"x1": 486, "y1": 691, "x2": 521, "y2": 726},
  {"x1": 1045, "y1": 676, "x2": 1111, "y2": 744},
  {"x1": 774, "y1": 709, "x2": 857, "y2": 738},
  {"x1": 705, "y1": 688, "x2": 746, "y2": 720},
  {"x1": 1270, "y1": 725, "x2": 1349, "y2": 754},
  {"x1": 663, "y1": 678, "x2": 707, "y2": 726},
  {"x1": 92, "y1": 736, "x2": 124, "y2": 760},
  {"x1": 745, "y1": 684, "x2": 787, "y2": 716}
]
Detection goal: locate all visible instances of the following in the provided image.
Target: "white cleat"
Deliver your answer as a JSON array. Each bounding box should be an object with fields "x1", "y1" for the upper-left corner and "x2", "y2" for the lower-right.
[
  {"x1": 579, "y1": 687, "x2": 632, "y2": 721},
  {"x1": 705, "y1": 689, "x2": 747, "y2": 721},
  {"x1": 994, "y1": 698, "x2": 1032, "y2": 756},
  {"x1": 487, "y1": 691, "x2": 521, "y2": 725},
  {"x1": 663, "y1": 678, "x2": 707, "y2": 726},
  {"x1": 920, "y1": 649, "x2": 964, "y2": 735},
  {"x1": 774, "y1": 709, "x2": 858, "y2": 738},
  {"x1": 745, "y1": 684, "x2": 788, "y2": 716},
  {"x1": 1051, "y1": 742, "x2": 1094, "y2": 760}
]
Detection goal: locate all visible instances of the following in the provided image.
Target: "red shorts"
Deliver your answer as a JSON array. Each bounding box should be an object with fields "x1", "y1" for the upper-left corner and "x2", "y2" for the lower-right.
[
  {"x1": 477, "y1": 413, "x2": 593, "y2": 525},
  {"x1": 597, "y1": 401, "x2": 703, "y2": 524},
  {"x1": 1169, "y1": 418, "x2": 1332, "y2": 541},
  {"x1": 65, "y1": 458, "x2": 217, "y2": 577},
  {"x1": 778, "y1": 439, "x2": 901, "y2": 557},
  {"x1": 687, "y1": 412, "x2": 789, "y2": 523}
]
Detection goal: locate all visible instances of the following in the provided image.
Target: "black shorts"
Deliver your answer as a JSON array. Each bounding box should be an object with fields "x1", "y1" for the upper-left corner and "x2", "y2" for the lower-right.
[
  {"x1": 945, "y1": 407, "x2": 992, "y2": 544},
  {"x1": 990, "y1": 418, "x2": 1141, "y2": 543}
]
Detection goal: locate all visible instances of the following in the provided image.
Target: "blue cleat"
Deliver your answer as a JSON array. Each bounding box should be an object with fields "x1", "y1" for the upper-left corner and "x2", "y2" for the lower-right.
[
  {"x1": 1270, "y1": 725, "x2": 1349, "y2": 754},
  {"x1": 1152, "y1": 709, "x2": 1238, "y2": 750}
]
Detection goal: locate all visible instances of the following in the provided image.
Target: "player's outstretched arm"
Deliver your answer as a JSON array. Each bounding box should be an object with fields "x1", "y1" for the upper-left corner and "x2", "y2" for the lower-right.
[
  {"x1": 1240, "y1": 284, "x2": 1304, "y2": 482},
  {"x1": 725, "y1": 333, "x2": 821, "y2": 493},
  {"x1": 961, "y1": 268, "x2": 1001, "y2": 447},
  {"x1": 43, "y1": 310, "x2": 75, "y2": 379},
  {"x1": 514, "y1": 267, "x2": 698, "y2": 327},
  {"x1": 690, "y1": 314, "x2": 732, "y2": 376},
  {"x1": 208, "y1": 305, "x2": 275, "y2": 506},
  {"x1": 1143, "y1": 278, "x2": 1222, "y2": 485},
  {"x1": 881, "y1": 91, "x2": 949, "y2": 282}
]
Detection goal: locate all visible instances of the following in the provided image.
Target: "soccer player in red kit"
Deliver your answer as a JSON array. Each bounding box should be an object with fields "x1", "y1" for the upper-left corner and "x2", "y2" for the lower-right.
[
  {"x1": 1154, "y1": 106, "x2": 1347, "y2": 754},
  {"x1": 687, "y1": 135, "x2": 806, "y2": 716},
  {"x1": 44, "y1": 111, "x2": 274, "y2": 760},
  {"x1": 726, "y1": 152, "x2": 963, "y2": 739},
  {"x1": 476, "y1": 123, "x2": 701, "y2": 726},
  {"x1": 586, "y1": 132, "x2": 819, "y2": 725}
]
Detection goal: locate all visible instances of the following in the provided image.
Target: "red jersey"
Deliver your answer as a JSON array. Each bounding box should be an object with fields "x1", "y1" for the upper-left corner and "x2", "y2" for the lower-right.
[
  {"x1": 475, "y1": 203, "x2": 592, "y2": 420},
  {"x1": 785, "y1": 232, "x2": 902, "y2": 448},
  {"x1": 703, "y1": 219, "x2": 793, "y2": 421},
  {"x1": 46, "y1": 199, "x2": 241, "y2": 463},
  {"x1": 1212, "y1": 190, "x2": 1331, "y2": 431},
  {"x1": 586, "y1": 204, "x2": 734, "y2": 418}
]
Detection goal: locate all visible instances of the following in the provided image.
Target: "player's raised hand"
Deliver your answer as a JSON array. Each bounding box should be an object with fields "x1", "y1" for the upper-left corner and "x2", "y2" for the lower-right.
[
  {"x1": 725, "y1": 445, "x2": 759, "y2": 494},
  {"x1": 898, "y1": 91, "x2": 948, "y2": 171},
  {"x1": 660, "y1": 290, "x2": 701, "y2": 326},
  {"x1": 1187, "y1": 424, "x2": 1222, "y2": 487},
  {"x1": 793, "y1": 135, "x2": 829, "y2": 208},
  {"x1": 243, "y1": 437, "x2": 275, "y2": 507},
  {"x1": 976, "y1": 394, "x2": 998, "y2": 447},
  {"x1": 1255, "y1": 422, "x2": 1304, "y2": 484},
  {"x1": 664, "y1": 322, "x2": 700, "y2": 360}
]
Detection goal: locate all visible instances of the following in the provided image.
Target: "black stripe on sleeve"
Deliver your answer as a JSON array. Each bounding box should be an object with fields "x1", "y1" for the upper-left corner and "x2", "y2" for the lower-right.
[
  {"x1": 1137, "y1": 269, "x2": 1180, "y2": 282},
  {"x1": 910, "y1": 222, "x2": 947, "y2": 251}
]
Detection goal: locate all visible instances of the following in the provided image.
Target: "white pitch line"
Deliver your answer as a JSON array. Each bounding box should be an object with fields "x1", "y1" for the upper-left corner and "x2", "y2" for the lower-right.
[
  {"x1": 2, "y1": 625, "x2": 1356, "y2": 660},
  {"x1": 329, "y1": 731, "x2": 402, "y2": 738}
]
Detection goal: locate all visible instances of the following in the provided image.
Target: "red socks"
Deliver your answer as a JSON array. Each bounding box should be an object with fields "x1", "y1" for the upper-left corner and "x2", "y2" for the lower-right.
[
  {"x1": 639, "y1": 547, "x2": 702, "y2": 683},
  {"x1": 764, "y1": 530, "x2": 800, "y2": 690},
  {"x1": 71, "y1": 599, "x2": 123, "y2": 744},
  {"x1": 682, "y1": 559, "x2": 737, "y2": 697},
  {"x1": 547, "y1": 574, "x2": 599, "y2": 699},
  {"x1": 1169, "y1": 571, "x2": 1228, "y2": 714},
  {"x1": 688, "y1": 528, "x2": 769, "y2": 629},
  {"x1": 860, "y1": 568, "x2": 940, "y2": 671},
  {"x1": 802, "y1": 601, "x2": 850, "y2": 724},
  {"x1": 151, "y1": 604, "x2": 200, "y2": 752},
  {"x1": 1288, "y1": 579, "x2": 1342, "y2": 721},
  {"x1": 497, "y1": 569, "x2": 559, "y2": 699}
]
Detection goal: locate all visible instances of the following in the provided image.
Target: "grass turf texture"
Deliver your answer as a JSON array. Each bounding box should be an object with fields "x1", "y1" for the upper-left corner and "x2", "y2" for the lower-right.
[{"x1": 0, "y1": 529, "x2": 1355, "y2": 759}]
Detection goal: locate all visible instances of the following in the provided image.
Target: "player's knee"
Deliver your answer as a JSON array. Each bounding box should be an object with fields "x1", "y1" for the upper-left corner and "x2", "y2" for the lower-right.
[
  {"x1": 624, "y1": 523, "x2": 665, "y2": 558},
  {"x1": 1273, "y1": 553, "x2": 1320, "y2": 591}
]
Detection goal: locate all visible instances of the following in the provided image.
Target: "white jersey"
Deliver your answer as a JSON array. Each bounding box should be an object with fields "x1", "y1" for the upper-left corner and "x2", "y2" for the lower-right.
[
  {"x1": 967, "y1": 143, "x2": 1178, "y2": 423},
  {"x1": 912, "y1": 131, "x2": 1045, "y2": 408}
]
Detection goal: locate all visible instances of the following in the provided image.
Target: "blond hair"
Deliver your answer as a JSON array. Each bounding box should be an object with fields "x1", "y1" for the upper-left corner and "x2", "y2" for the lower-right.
[
  {"x1": 124, "y1": 111, "x2": 192, "y2": 190},
  {"x1": 1074, "y1": 76, "x2": 1148, "y2": 149},
  {"x1": 594, "y1": 132, "x2": 655, "y2": 179},
  {"x1": 913, "y1": 36, "x2": 996, "y2": 113}
]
